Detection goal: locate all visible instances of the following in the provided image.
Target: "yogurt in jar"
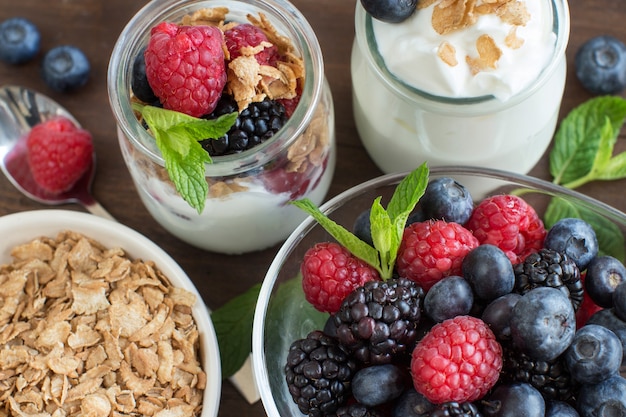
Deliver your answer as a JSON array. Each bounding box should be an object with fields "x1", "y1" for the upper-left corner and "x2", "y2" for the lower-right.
[{"x1": 351, "y1": 0, "x2": 570, "y2": 174}]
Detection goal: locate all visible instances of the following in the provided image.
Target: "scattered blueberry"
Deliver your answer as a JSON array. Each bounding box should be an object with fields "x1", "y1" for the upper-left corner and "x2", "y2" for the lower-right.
[
  {"x1": 481, "y1": 293, "x2": 522, "y2": 342},
  {"x1": 575, "y1": 35, "x2": 626, "y2": 95},
  {"x1": 360, "y1": 0, "x2": 417, "y2": 23},
  {"x1": 545, "y1": 400, "x2": 580, "y2": 417},
  {"x1": 420, "y1": 177, "x2": 474, "y2": 225},
  {"x1": 41, "y1": 45, "x2": 90, "y2": 92},
  {"x1": 585, "y1": 255, "x2": 626, "y2": 308},
  {"x1": 613, "y1": 280, "x2": 626, "y2": 322},
  {"x1": 564, "y1": 324, "x2": 622, "y2": 384},
  {"x1": 131, "y1": 47, "x2": 159, "y2": 104},
  {"x1": 577, "y1": 375, "x2": 626, "y2": 417},
  {"x1": 351, "y1": 364, "x2": 407, "y2": 407},
  {"x1": 424, "y1": 276, "x2": 474, "y2": 323},
  {"x1": 353, "y1": 208, "x2": 373, "y2": 246},
  {"x1": 544, "y1": 218, "x2": 598, "y2": 271},
  {"x1": 481, "y1": 383, "x2": 545, "y2": 417},
  {"x1": 462, "y1": 244, "x2": 515, "y2": 302},
  {"x1": 391, "y1": 388, "x2": 435, "y2": 417},
  {"x1": 509, "y1": 287, "x2": 576, "y2": 362},
  {"x1": 0, "y1": 17, "x2": 40, "y2": 64}
]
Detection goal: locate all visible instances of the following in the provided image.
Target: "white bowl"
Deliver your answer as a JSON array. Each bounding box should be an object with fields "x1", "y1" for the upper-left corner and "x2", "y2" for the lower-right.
[{"x1": 0, "y1": 209, "x2": 221, "y2": 417}]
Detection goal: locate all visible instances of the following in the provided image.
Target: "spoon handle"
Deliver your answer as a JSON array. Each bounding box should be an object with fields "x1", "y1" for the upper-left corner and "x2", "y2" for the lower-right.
[{"x1": 83, "y1": 200, "x2": 116, "y2": 221}]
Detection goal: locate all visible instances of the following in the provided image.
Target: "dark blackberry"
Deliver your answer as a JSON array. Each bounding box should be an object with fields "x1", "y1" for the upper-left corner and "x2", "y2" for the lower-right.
[
  {"x1": 334, "y1": 277, "x2": 425, "y2": 365},
  {"x1": 500, "y1": 347, "x2": 577, "y2": 403},
  {"x1": 334, "y1": 403, "x2": 383, "y2": 417},
  {"x1": 200, "y1": 95, "x2": 287, "y2": 156},
  {"x1": 513, "y1": 248, "x2": 584, "y2": 311},
  {"x1": 285, "y1": 330, "x2": 356, "y2": 417},
  {"x1": 430, "y1": 402, "x2": 483, "y2": 417}
]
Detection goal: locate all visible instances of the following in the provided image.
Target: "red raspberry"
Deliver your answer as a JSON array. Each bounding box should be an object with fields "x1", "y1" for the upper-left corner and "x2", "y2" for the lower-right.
[
  {"x1": 224, "y1": 23, "x2": 279, "y2": 65},
  {"x1": 26, "y1": 116, "x2": 93, "y2": 195},
  {"x1": 576, "y1": 272, "x2": 603, "y2": 329},
  {"x1": 397, "y1": 220, "x2": 479, "y2": 292},
  {"x1": 301, "y1": 242, "x2": 380, "y2": 313},
  {"x1": 411, "y1": 315, "x2": 502, "y2": 404},
  {"x1": 144, "y1": 22, "x2": 226, "y2": 117},
  {"x1": 465, "y1": 194, "x2": 546, "y2": 264}
]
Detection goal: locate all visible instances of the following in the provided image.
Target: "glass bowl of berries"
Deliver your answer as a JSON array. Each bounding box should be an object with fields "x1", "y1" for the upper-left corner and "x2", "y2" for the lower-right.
[
  {"x1": 107, "y1": 0, "x2": 335, "y2": 254},
  {"x1": 252, "y1": 165, "x2": 626, "y2": 417}
]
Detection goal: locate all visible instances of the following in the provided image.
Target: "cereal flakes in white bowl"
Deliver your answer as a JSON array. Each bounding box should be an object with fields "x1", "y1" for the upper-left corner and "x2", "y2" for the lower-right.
[{"x1": 0, "y1": 209, "x2": 220, "y2": 417}]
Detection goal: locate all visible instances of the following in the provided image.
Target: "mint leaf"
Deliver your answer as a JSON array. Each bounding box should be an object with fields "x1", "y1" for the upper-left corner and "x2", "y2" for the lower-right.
[
  {"x1": 291, "y1": 163, "x2": 429, "y2": 279},
  {"x1": 211, "y1": 283, "x2": 261, "y2": 379},
  {"x1": 132, "y1": 104, "x2": 237, "y2": 213},
  {"x1": 550, "y1": 96, "x2": 626, "y2": 187},
  {"x1": 544, "y1": 198, "x2": 625, "y2": 262}
]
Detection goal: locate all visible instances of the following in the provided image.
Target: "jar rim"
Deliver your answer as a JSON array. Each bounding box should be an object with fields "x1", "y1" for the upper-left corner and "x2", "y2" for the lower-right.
[
  {"x1": 354, "y1": 0, "x2": 570, "y2": 112},
  {"x1": 107, "y1": 0, "x2": 324, "y2": 176}
]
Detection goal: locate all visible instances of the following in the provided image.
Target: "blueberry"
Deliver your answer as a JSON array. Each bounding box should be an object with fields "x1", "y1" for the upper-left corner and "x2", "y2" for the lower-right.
[
  {"x1": 545, "y1": 400, "x2": 580, "y2": 417},
  {"x1": 462, "y1": 244, "x2": 515, "y2": 302},
  {"x1": 577, "y1": 375, "x2": 626, "y2": 417},
  {"x1": 353, "y1": 208, "x2": 373, "y2": 246},
  {"x1": 585, "y1": 255, "x2": 626, "y2": 308},
  {"x1": 575, "y1": 35, "x2": 626, "y2": 95},
  {"x1": 481, "y1": 293, "x2": 522, "y2": 342},
  {"x1": 544, "y1": 218, "x2": 599, "y2": 271},
  {"x1": 131, "y1": 47, "x2": 159, "y2": 104},
  {"x1": 351, "y1": 364, "x2": 407, "y2": 407},
  {"x1": 564, "y1": 324, "x2": 622, "y2": 384},
  {"x1": 509, "y1": 287, "x2": 576, "y2": 362},
  {"x1": 0, "y1": 17, "x2": 40, "y2": 64},
  {"x1": 587, "y1": 309, "x2": 626, "y2": 364},
  {"x1": 424, "y1": 276, "x2": 474, "y2": 323},
  {"x1": 360, "y1": 0, "x2": 417, "y2": 23},
  {"x1": 613, "y1": 280, "x2": 626, "y2": 322},
  {"x1": 41, "y1": 45, "x2": 90, "y2": 92},
  {"x1": 420, "y1": 177, "x2": 474, "y2": 225},
  {"x1": 391, "y1": 388, "x2": 435, "y2": 417},
  {"x1": 481, "y1": 383, "x2": 545, "y2": 417}
]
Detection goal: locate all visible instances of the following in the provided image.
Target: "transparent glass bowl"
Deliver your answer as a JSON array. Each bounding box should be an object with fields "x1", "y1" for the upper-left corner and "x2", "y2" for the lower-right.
[{"x1": 252, "y1": 166, "x2": 626, "y2": 417}]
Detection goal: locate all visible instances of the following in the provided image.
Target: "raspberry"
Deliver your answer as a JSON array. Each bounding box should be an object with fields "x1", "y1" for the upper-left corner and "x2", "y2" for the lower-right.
[
  {"x1": 224, "y1": 23, "x2": 279, "y2": 66},
  {"x1": 465, "y1": 194, "x2": 546, "y2": 264},
  {"x1": 396, "y1": 220, "x2": 479, "y2": 292},
  {"x1": 144, "y1": 22, "x2": 226, "y2": 117},
  {"x1": 25, "y1": 116, "x2": 93, "y2": 195},
  {"x1": 301, "y1": 242, "x2": 380, "y2": 313},
  {"x1": 410, "y1": 316, "x2": 503, "y2": 404}
]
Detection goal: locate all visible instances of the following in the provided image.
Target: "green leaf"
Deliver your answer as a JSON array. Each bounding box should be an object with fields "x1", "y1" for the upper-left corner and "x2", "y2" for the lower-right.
[
  {"x1": 550, "y1": 96, "x2": 626, "y2": 186},
  {"x1": 290, "y1": 198, "x2": 381, "y2": 273},
  {"x1": 544, "y1": 197, "x2": 626, "y2": 262},
  {"x1": 211, "y1": 283, "x2": 261, "y2": 379},
  {"x1": 132, "y1": 103, "x2": 237, "y2": 213}
]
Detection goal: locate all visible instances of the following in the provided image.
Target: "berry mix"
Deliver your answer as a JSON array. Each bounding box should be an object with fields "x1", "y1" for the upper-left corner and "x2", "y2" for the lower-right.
[{"x1": 284, "y1": 167, "x2": 626, "y2": 417}]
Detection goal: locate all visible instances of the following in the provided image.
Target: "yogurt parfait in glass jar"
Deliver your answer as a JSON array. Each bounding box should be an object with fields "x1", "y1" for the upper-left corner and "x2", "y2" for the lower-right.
[
  {"x1": 108, "y1": 0, "x2": 335, "y2": 254},
  {"x1": 351, "y1": 0, "x2": 569, "y2": 174}
]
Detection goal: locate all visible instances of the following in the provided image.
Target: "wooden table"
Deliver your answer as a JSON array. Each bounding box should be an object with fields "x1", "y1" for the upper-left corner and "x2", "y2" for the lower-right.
[{"x1": 1, "y1": 0, "x2": 625, "y2": 416}]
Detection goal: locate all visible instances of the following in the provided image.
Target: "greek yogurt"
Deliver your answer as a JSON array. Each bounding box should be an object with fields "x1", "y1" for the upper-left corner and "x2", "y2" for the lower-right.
[{"x1": 351, "y1": 0, "x2": 570, "y2": 174}]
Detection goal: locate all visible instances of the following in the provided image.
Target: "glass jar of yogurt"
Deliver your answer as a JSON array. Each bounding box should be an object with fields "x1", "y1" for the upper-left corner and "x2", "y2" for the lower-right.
[
  {"x1": 351, "y1": 0, "x2": 569, "y2": 174},
  {"x1": 108, "y1": 0, "x2": 335, "y2": 254}
]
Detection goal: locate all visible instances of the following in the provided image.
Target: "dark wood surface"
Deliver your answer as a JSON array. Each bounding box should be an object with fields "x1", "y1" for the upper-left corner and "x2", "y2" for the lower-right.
[{"x1": 1, "y1": 0, "x2": 625, "y2": 416}]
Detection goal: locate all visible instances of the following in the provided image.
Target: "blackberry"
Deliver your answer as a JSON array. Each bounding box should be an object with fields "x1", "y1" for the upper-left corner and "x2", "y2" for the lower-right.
[
  {"x1": 334, "y1": 403, "x2": 383, "y2": 417},
  {"x1": 334, "y1": 277, "x2": 424, "y2": 365},
  {"x1": 201, "y1": 95, "x2": 287, "y2": 156},
  {"x1": 285, "y1": 330, "x2": 356, "y2": 417},
  {"x1": 500, "y1": 348, "x2": 577, "y2": 403},
  {"x1": 430, "y1": 402, "x2": 483, "y2": 417},
  {"x1": 513, "y1": 248, "x2": 584, "y2": 311}
]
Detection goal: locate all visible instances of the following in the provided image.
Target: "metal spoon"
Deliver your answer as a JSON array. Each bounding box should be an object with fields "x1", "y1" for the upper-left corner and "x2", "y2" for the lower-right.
[{"x1": 0, "y1": 85, "x2": 114, "y2": 220}]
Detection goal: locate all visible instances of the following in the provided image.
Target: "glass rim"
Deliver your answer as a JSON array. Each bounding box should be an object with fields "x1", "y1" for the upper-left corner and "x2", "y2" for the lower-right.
[
  {"x1": 107, "y1": 0, "x2": 325, "y2": 176},
  {"x1": 354, "y1": 0, "x2": 571, "y2": 111}
]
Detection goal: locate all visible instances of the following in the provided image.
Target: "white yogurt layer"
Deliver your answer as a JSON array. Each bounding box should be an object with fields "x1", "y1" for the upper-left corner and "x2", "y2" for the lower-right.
[{"x1": 372, "y1": 0, "x2": 557, "y2": 100}]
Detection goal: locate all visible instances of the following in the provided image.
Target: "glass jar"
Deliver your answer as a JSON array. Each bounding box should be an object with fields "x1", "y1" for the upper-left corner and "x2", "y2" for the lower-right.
[
  {"x1": 351, "y1": 0, "x2": 569, "y2": 174},
  {"x1": 108, "y1": 0, "x2": 335, "y2": 254}
]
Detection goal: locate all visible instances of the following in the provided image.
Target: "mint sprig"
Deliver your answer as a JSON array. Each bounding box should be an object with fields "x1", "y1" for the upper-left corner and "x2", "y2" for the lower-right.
[
  {"x1": 132, "y1": 103, "x2": 237, "y2": 213},
  {"x1": 291, "y1": 163, "x2": 429, "y2": 279}
]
